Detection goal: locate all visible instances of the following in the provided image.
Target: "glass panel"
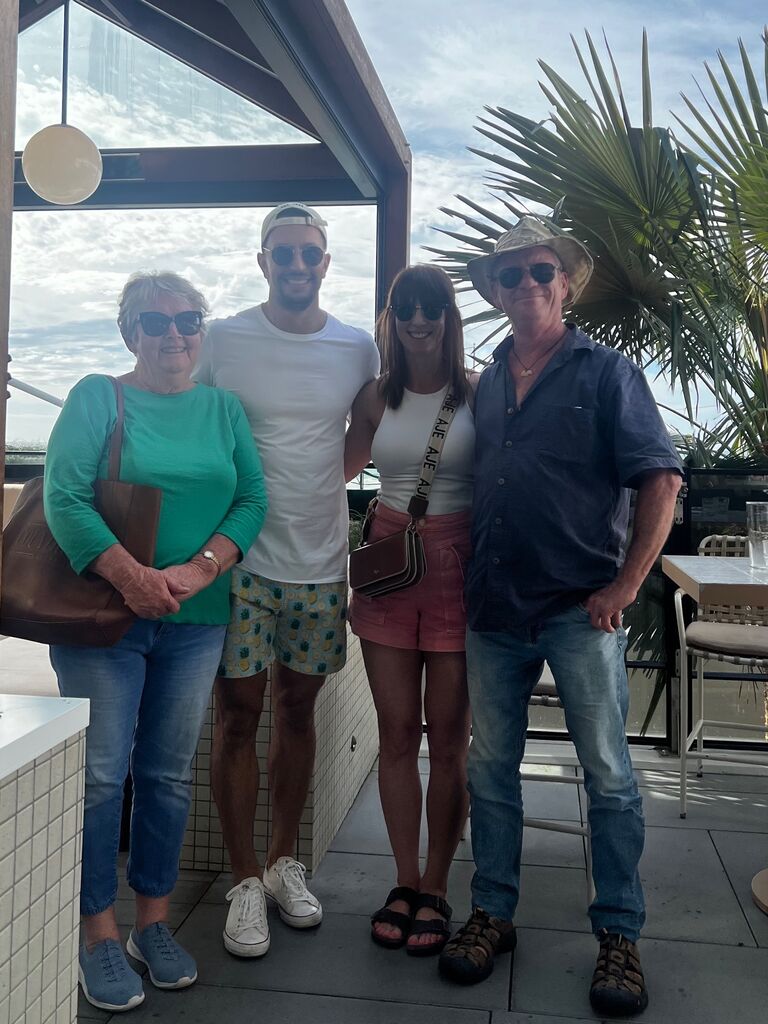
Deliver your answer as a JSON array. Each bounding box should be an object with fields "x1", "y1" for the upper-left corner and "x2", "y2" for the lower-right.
[
  {"x1": 346, "y1": 464, "x2": 379, "y2": 492},
  {"x1": 15, "y1": 8, "x2": 64, "y2": 150},
  {"x1": 7, "y1": 204, "x2": 376, "y2": 449},
  {"x1": 624, "y1": 558, "x2": 668, "y2": 738},
  {"x1": 693, "y1": 667, "x2": 768, "y2": 742},
  {"x1": 16, "y1": 4, "x2": 315, "y2": 151},
  {"x1": 526, "y1": 653, "x2": 667, "y2": 738},
  {"x1": 528, "y1": 692, "x2": 566, "y2": 732},
  {"x1": 628, "y1": 667, "x2": 666, "y2": 737},
  {"x1": 688, "y1": 469, "x2": 768, "y2": 549}
]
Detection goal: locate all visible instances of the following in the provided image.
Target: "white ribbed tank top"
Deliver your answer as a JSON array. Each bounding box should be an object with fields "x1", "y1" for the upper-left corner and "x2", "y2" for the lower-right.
[{"x1": 371, "y1": 385, "x2": 475, "y2": 515}]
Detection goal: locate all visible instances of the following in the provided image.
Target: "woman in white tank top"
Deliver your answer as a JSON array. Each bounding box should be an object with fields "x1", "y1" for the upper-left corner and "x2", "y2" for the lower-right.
[{"x1": 345, "y1": 265, "x2": 478, "y2": 957}]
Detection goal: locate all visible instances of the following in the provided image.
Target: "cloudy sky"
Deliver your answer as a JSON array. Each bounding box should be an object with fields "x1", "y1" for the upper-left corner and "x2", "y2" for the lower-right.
[{"x1": 8, "y1": 0, "x2": 767, "y2": 443}]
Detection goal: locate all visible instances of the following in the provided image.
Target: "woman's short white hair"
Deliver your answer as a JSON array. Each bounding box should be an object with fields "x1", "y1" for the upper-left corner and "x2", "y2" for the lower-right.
[{"x1": 117, "y1": 271, "x2": 209, "y2": 347}]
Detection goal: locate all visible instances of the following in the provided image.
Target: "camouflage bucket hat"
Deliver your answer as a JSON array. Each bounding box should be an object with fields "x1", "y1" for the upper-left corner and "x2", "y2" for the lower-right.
[{"x1": 468, "y1": 216, "x2": 594, "y2": 306}]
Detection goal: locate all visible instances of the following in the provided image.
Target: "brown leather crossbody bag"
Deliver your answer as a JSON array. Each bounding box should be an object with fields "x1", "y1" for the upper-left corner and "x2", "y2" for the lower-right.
[
  {"x1": 349, "y1": 390, "x2": 458, "y2": 597},
  {"x1": 0, "y1": 377, "x2": 162, "y2": 646}
]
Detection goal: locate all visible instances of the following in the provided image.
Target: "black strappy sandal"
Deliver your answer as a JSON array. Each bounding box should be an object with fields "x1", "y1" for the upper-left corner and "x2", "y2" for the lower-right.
[
  {"x1": 406, "y1": 893, "x2": 453, "y2": 957},
  {"x1": 370, "y1": 886, "x2": 419, "y2": 949}
]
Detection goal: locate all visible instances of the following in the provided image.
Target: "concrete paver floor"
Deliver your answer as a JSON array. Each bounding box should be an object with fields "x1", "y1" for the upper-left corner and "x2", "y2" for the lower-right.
[
  {"x1": 77, "y1": 758, "x2": 768, "y2": 1024},
  {"x1": 3, "y1": 636, "x2": 764, "y2": 1022}
]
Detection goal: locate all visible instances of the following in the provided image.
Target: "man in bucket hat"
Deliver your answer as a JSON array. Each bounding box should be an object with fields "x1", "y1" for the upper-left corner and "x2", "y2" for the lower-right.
[{"x1": 438, "y1": 217, "x2": 683, "y2": 1017}]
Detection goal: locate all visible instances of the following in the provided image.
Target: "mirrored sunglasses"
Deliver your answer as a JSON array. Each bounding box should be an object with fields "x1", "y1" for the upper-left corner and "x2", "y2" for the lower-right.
[
  {"x1": 263, "y1": 244, "x2": 326, "y2": 267},
  {"x1": 496, "y1": 262, "x2": 562, "y2": 289},
  {"x1": 391, "y1": 302, "x2": 447, "y2": 322},
  {"x1": 136, "y1": 311, "x2": 203, "y2": 337}
]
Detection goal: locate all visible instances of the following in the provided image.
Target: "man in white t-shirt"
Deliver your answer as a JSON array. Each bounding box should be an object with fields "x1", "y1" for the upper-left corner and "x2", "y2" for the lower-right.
[{"x1": 193, "y1": 203, "x2": 379, "y2": 957}]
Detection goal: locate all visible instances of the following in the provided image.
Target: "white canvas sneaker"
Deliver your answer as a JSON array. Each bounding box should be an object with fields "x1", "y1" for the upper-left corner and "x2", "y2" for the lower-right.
[
  {"x1": 223, "y1": 877, "x2": 270, "y2": 957},
  {"x1": 263, "y1": 857, "x2": 323, "y2": 928}
]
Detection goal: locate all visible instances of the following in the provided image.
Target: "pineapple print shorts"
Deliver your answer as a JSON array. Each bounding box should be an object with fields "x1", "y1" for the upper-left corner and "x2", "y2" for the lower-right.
[{"x1": 219, "y1": 571, "x2": 348, "y2": 678}]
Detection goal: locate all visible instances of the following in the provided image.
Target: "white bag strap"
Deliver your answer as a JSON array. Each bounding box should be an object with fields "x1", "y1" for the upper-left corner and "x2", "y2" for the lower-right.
[{"x1": 406, "y1": 389, "x2": 459, "y2": 518}]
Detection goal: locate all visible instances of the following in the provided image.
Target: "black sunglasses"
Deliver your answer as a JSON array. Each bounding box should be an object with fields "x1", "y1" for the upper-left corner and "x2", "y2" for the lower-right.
[
  {"x1": 496, "y1": 262, "x2": 562, "y2": 289},
  {"x1": 136, "y1": 311, "x2": 203, "y2": 337},
  {"x1": 263, "y1": 244, "x2": 326, "y2": 267},
  {"x1": 391, "y1": 302, "x2": 447, "y2": 322}
]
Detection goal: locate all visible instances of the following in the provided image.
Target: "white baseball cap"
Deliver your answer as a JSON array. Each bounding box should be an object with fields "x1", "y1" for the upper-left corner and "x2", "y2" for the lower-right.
[{"x1": 261, "y1": 202, "x2": 328, "y2": 247}]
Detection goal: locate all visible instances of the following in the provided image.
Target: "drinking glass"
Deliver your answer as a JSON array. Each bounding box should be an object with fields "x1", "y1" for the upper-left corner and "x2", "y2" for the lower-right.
[{"x1": 746, "y1": 502, "x2": 768, "y2": 568}]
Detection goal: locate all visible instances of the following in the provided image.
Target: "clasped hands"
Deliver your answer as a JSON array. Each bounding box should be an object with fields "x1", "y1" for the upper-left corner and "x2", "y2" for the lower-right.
[{"x1": 119, "y1": 559, "x2": 217, "y2": 619}]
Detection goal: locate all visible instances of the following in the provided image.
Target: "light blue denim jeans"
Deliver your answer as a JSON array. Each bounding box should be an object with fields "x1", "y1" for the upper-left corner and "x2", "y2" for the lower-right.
[
  {"x1": 466, "y1": 604, "x2": 645, "y2": 941},
  {"x1": 51, "y1": 619, "x2": 226, "y2": 915}
]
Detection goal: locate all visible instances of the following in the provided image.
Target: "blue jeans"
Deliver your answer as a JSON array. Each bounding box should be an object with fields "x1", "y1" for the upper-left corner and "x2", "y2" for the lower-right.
[
  {"x1": 51, "y1": 619, "x2": 226, "y2": 915},
  {"x1": 466, "y1": 605, "x2": 645, "y2": 941}
]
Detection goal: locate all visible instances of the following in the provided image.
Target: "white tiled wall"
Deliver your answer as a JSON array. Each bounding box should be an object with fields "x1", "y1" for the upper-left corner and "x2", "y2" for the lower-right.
[
  {"x1": 180, "y1": 626, "x2": 377, "y2": 873},
  {"x1": 0, "y1": 733, "x2": 85, "y2": 1024},
  {"x1": 305, "y1": 631, "x2": 378, "y2": 865}
]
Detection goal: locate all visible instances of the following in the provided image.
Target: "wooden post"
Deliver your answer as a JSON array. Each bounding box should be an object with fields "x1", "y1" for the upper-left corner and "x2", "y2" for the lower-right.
[
  {"x1": 375, "y1": 164, "x2": 411, "y2": 313},
  {"x1": 0, "y1": 0, "x2": 19, "y2": 571}
]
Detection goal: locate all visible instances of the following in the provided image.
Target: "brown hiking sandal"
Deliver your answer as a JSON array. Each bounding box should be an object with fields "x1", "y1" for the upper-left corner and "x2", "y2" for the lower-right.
[
  {"x1": 438, "y1": 907, "x2": 516, "y2": 985},
  {"x1": 589, "y1": 931, "x2": 649, "y2": 1017}
]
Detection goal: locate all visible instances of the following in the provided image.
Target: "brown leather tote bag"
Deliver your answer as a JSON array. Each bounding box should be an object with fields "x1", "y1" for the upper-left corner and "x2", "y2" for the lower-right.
[{"x1": 0, "y1": 378, "x2": 162, "y2": 646}]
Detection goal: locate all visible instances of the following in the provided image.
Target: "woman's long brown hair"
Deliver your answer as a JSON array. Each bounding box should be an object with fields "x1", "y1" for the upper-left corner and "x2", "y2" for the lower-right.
[{"x1": 376, "y1": 264, "x2": 470, "y2": 410}]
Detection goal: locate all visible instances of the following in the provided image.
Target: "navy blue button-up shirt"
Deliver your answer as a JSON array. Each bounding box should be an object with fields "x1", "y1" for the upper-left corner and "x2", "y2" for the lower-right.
[{"x1": 466, "y1": 325, "x2": 683, "y2": 631}]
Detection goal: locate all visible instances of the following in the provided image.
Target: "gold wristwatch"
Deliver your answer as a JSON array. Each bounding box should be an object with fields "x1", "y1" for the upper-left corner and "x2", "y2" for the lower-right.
[{"x1": 200, "y1": 549, "x2": 222, "y2": 577}]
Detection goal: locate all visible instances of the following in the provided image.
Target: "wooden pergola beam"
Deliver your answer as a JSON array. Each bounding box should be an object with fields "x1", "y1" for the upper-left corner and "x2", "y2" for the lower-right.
[
  {"x1": 222, "y1": 0, "x2": 379, "y2": 200},
  {"x1": 13, "y1": 143, "x2": 365, "y2": 209},
  {"x1": 130, "y1": 0, "x2": 274, "y2": 73}
]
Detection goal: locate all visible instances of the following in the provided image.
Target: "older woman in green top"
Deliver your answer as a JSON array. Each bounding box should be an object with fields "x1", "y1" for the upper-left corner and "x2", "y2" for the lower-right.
[{"x1": 44, "y1": 271, "x2": 267, "y2": 1013}]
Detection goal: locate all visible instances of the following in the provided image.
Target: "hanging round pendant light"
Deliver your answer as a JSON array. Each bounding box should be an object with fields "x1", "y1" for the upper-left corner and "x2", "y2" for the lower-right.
[{"x1": 21, "y1": 0, "x2": 103, "y2": 205}]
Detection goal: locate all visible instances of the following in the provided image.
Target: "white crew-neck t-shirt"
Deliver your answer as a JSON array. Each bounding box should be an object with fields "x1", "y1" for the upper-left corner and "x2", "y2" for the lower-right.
[{"x1": 194, "y1": 305, "x2": 378, "y2": 583}]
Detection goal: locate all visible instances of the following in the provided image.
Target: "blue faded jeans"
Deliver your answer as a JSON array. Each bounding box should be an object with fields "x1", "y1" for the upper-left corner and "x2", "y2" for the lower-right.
[
  {"x1": 51, "y1": 619, "x2": 226, "y2": 915},
  {"x1": 466, "y1": 605, "x2": 645, "y2": 941}
]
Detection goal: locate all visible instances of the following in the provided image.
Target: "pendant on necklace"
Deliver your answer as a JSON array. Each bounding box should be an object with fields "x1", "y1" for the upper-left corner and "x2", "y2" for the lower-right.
[{"x1": 520, "y1": 368, "x2": 534, "y2": 377}]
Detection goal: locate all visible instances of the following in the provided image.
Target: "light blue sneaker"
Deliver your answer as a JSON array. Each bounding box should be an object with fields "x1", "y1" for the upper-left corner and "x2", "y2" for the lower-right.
[
  {"x1": 79, "y1": 939, "x2": 145, "y2": 1012},
  {"x1": 126, "y1": 922, "x2": 198, "y2": 989}
]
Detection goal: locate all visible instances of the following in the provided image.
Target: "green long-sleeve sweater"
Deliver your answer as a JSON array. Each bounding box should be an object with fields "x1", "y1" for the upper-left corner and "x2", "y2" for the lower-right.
[{"x1": 44, "y1": 374, "x2": 268, "y2": 625}]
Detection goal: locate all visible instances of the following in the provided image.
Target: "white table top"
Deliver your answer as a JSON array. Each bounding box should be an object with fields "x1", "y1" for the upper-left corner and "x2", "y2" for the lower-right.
[
  {"x1": 662, "y1": 554, "x2": 768, "y2": 605},
  {"x1": 0, "y1": 693, "x2": 90, "y2": 780}
]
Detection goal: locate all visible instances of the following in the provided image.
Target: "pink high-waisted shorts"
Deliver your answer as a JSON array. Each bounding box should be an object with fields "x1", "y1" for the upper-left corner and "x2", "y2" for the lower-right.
[{"x1": 349, "y1": 502, "x2": 472, "y2": 652}]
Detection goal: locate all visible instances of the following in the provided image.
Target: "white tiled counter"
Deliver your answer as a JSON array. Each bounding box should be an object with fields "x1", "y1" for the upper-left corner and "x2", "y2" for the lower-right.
[{"x1": 0, "y1": 695, "x2": 89, "y2": 1024}]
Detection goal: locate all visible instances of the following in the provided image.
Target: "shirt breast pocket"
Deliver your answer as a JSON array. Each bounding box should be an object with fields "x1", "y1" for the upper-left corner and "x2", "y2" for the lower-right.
[{"x1": 537, "y1": 405, "x2": 595, "y2": 462}]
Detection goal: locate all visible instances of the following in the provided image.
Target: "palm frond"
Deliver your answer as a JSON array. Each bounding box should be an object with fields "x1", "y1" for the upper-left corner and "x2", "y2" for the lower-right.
[{"x1": 427, "y1": 29, "x2": 768, "y2": 460}]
